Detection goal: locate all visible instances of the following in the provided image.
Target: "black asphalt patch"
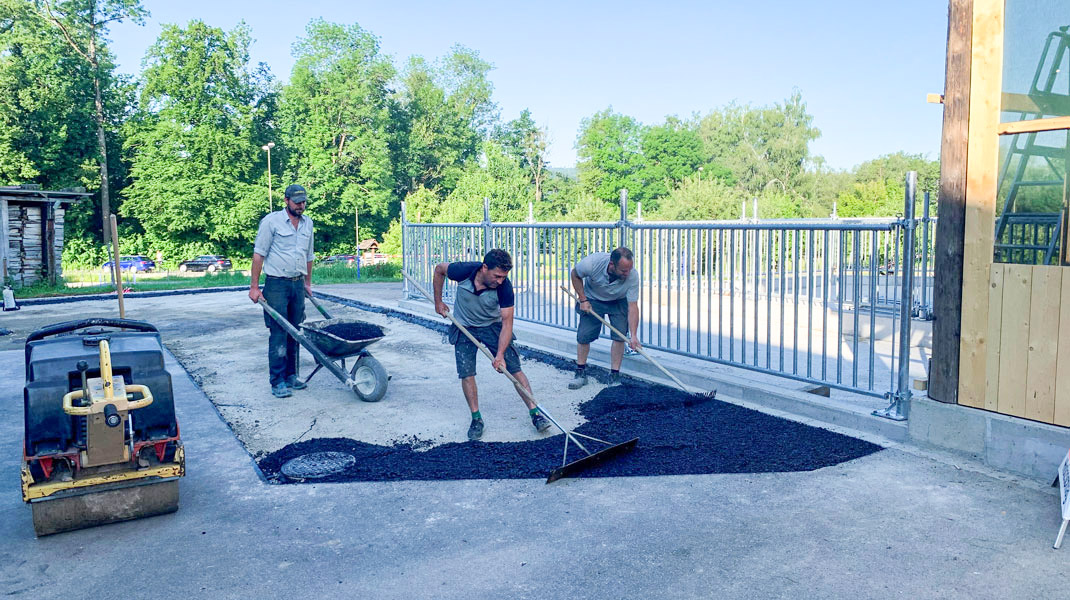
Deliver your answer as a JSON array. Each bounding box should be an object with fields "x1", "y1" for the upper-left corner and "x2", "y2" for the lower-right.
[{"x1": 257, "y1": 379, "x2": 882, "y2": 483}]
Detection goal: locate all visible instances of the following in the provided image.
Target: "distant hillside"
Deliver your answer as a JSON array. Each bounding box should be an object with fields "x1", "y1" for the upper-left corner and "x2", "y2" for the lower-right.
[{"x1": 549, "y1": 167, "x2": 578, "y2": 179}]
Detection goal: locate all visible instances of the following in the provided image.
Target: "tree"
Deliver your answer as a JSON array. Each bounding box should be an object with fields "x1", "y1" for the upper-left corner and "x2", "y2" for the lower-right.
[
  {"x1": 279, "y1": 19, "x2": 396, "y2": 253},
  {"x1": 122, "y1": 20, "x2": 268, "y2": 258},
  {"x1": 435, "y1": 141, "x2": 531, "y2": 222},
  {"x1": 32, "y1": 0, "x2": 147, "y2": 241},
  {"x1": 494, "y1": 109, "x2": 549, "y2": 203},
  {"x1": 636, "y1": 119, "x2": 705, "y2": 209},
  {"x1": 651, "y1": 176, "x2": 742, "y2": 221},
  {"x1": 853, "y1": 152, "x2": 940, "y2": 198},
  {"x1": 391, "y1": 46, "x2": 497, "y2": 198},
  {"x1": 575, "y1": 107, "x2": 644, "y2": 203},
  {"x1": 697, "y1": 91, "x2": 820, "y2": 197}
]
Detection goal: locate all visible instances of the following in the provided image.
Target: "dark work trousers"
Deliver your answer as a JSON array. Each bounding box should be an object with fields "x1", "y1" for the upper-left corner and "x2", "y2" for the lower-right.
[{"x1": 262, "y1": 275, "x2": 306, "y2": 386}]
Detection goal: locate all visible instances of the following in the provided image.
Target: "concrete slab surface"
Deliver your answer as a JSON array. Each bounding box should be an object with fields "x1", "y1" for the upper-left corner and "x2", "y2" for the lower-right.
[{"x1": 2, "y1": 286, "x2": 1069, "y2": 599}]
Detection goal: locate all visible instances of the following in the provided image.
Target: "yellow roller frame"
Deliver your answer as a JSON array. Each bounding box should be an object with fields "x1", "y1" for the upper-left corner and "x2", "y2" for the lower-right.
[
  {"x1": 21, "y1": 446, "x2": 185, "y2": 502},
  {"x1": 61, "y1": 339, "x2": 153, "y2": 415}
]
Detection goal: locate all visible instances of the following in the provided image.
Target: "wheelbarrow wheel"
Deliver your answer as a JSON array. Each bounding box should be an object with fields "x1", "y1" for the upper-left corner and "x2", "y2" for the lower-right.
[{"x1": 350, "y1": 356, "x2": 388, "y2": 402}]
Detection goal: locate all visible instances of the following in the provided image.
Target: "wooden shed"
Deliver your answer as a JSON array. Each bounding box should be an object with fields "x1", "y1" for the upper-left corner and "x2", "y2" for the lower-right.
[{"x1": 1, "y1": 185, "x2": 90, "y2": 286}]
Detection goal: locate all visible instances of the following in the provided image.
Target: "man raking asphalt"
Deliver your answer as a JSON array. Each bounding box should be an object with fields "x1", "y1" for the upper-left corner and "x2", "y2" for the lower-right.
[
  {"x1": 568, "y1": 248, "x2": 642, "y2": 389},
  {"x1": 430, "y1": 250, "x2": 551, "y2": 440},
  {"x1": 404, "y1": 270, "x2": 639, "y2": 483}
]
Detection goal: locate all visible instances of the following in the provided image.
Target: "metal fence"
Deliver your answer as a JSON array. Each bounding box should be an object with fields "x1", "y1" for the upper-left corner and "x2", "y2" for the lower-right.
[{"x1": 402, "y1": 174, "x2": 923, "y2": 415}]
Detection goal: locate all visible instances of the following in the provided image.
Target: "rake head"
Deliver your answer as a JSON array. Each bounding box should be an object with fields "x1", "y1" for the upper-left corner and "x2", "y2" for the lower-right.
[
  {"x1": 546, "y1": 437, "x2": 639, "y2": 484},
  {"x1": 683, "y1": 389, "x2": 718, "y2": 408}
]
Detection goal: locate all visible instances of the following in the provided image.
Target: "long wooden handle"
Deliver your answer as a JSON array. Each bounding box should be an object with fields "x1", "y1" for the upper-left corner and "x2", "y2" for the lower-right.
[
  {"x1": 305, "y1": 290, "x2": 333, "y2": 319},
  {"x1": 402, "y1": 272, "x2": 541, "y2": 406},
  {"x1": 560, "y1": 285, "x2": 692, "y2": 394}
]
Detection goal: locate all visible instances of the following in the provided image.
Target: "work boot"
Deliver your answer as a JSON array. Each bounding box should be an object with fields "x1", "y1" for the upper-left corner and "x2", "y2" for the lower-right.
[
  {"x1": 608, "y1": 372, "x2": 622, "y2": 386},
  {"x1": 287, "y1": 376, "x2": 308, "y2": 390},
  {"x1": 271, "y1": 383, "x2": 292, "y2": 398},
  {"x1": 467, "y1": 418, "x2": 484, "y2": 441},
  {"x1": 531, "y1": 412, "x2": 552, "y2": 433},
  {"x1": 568, "y1": 370, "x2": 588, "y2": 390}
]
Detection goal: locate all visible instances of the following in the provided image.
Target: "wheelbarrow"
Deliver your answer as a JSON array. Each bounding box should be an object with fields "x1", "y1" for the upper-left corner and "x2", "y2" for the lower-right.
[{"x1": 257, "y1": 295, "x2": 390, "y2": 402}]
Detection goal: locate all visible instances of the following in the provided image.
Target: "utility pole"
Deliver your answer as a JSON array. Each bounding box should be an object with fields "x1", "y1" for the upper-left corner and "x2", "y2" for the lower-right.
[{"x1": 262, "y1": 142, "x2": 275, "y2": 211}]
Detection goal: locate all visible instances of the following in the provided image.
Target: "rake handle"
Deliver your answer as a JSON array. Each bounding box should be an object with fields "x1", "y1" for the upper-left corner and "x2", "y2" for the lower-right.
[{"x1": 560, "y1": 285, "x2": 693, "y2": 394}]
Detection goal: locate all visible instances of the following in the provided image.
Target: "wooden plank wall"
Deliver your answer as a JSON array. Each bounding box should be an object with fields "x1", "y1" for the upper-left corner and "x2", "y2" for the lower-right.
[
  {"x1": 957, "y1": 0, "x2": 1004, "y2": 408},
  {"x1": 985, "y1": 264, "x2": 1070, "y2": 425}
]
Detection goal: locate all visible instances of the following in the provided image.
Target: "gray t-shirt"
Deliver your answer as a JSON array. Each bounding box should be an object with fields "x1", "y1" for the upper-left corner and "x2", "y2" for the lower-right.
[
  {"x1": 574, "y1": 252, "x2": 640, "y2": 302},
  {"x1": 253, "y1": 210, "x2": 314, "y2": 277},
  {"x1": 447, "y1": 262, "x2": 515, "y2": 328}
]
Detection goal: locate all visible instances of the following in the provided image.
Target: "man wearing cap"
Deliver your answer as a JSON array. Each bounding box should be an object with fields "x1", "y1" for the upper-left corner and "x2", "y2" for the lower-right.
[
  {"x1": 567, "y1": 247, "x2": 642, "y2": 389},
  {"x1": 249, "y1": 184, "x2": 315, "y2": 398},
  {"x1": 432, "y1": 248, "x2": 552, "y2": 440}
]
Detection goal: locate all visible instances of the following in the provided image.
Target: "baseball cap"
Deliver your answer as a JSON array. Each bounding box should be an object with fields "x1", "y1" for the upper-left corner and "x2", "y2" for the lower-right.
[{"x1": 284, "y1": 184, "x2": 307, "y2": 202}]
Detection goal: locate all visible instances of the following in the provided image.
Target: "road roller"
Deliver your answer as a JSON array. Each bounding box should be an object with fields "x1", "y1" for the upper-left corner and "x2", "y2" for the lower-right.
[{"x1": 21, "y1": 318, "x2": 184, "y2": 536}]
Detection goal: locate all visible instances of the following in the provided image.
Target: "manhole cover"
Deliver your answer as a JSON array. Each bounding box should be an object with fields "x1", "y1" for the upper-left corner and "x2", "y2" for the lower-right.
[{"x1": 280, "y1": 451, "x2": 356, "y2": 480}]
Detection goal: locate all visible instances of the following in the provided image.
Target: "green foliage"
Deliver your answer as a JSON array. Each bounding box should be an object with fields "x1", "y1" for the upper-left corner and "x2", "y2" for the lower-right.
[
  {"x1": 280, "y1": 19, "x2": 396, "y2": 252},
  {"x1": 854, "y1": 152, "x2": 940, "y2": 198},
  {"x1": 0, "y1": 0, "x2": 133, "y2": 248},
  {"x1": 636, "y1": 119, "x2": 706, "y2": 209},
  {"x1": 380, "y1": 219, "x2": 402, "y2": 254},
  {"x1": 697, "y1": 91, "x2": 820, "y2": 196},
  {"x1": 650, "y1": 176, "x2": 742, "y2": 221},
  {"x1": 576, "y1": 108, "x2": 644, "y2": 202},
  {"x1": 312, "y1": 260, "x2": 400, "y2": 284},
  {"x1": 391, "y1": 47, "x2": 496, "y2": 197},
  {"x1": 437, "y1": 141, "x2": 531, "y2": 222},
  {"x1": 121, "y1": 20, "x2": 267, "y2": 257},
  {"x1": 836, "y1": 179, "x2": 905, "y2": 218},
  {"x1": 6, "y1": 12, "x2": 953, "y2": 287}
]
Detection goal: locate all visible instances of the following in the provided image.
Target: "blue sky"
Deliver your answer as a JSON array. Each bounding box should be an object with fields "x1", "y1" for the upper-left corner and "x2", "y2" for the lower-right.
[{"x1": 107, "y1": 0, "x2": 949, "y2": 170}]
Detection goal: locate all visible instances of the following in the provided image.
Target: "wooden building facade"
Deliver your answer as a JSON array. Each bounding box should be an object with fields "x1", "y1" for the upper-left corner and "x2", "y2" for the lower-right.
[
  {"x1": 931, "y1": 0, "x2": 1070, "y2": 426},
  {"x1": 1, "y1": 186, "x2": 90, "y2": 287}
]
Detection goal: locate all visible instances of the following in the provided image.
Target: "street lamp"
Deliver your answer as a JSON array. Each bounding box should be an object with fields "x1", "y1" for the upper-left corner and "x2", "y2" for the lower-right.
[{"x1": 261, "y1": 142, "x2": 275, "y2": 211}]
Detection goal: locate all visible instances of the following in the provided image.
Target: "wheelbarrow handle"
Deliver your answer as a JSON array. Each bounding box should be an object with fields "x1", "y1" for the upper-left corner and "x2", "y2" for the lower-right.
[
  {"x1": 305, "y1": 290, "x2": 333, "y2": 319},
  {"x1": 257, "y1": 297, "x2": 352, "y2": 387}
]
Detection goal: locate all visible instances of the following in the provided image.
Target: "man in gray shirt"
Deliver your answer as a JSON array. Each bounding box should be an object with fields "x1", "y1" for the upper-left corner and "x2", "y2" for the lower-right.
[
  {"x1": 568, "y1": 247, "x2": 641, "y2": 389},
  {"x1": 432, "y1": 249, "x2": 551, "y2": 440},
  {"x1": 249, "y1": 184, "x2": 315, "y2": 398}
]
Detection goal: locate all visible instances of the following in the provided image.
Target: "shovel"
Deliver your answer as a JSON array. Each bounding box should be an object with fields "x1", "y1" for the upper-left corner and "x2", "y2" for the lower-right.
[
  {"x1": 403, "y1": 272, "x2": 638, "y2": 483},
  {"x1": 560, "y1": 286, "x2": 717, "y2": 406}
]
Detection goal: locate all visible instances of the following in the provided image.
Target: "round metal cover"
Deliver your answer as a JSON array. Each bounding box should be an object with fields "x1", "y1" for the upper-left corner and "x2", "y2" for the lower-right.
[{"x1": 280, "y1": 451, "x2": 356, "y2": 480}]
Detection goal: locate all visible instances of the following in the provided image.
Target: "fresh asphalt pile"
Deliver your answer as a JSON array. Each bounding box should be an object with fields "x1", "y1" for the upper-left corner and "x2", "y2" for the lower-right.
[
  {"x1": 319, "y1": 322, "x2": 384, "y2": 340},
  {"x1": 257, "y1": 379, "x2": 882, "y2": 483}
]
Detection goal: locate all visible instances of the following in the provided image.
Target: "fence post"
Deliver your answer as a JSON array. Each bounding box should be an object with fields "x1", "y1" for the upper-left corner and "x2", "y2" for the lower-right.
[
  {"x1": 920, "y1": 191, "x2": 932, "y2": 319},
  {"x1": 483, "y1": 197, "x2": 492, "y2": 254},
  {"x1": 400, "y1": 200, "x2": 409, "y2": 299},
  {"x1": 619, "y1": 189, "x2": 628, "y2": 248},
  {"x1": 874, "y1": 171, "x2": 917, "y2": 421}
]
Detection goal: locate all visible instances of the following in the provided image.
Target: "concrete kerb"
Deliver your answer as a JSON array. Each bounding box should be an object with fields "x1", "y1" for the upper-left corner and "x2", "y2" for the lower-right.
[{"x1": 16, "y1": 285, "x2": 248, "y2": 306}]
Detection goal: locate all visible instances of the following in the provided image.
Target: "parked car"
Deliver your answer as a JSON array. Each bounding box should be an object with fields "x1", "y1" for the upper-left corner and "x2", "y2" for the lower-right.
[
  {"x1": 321, "y1": 254, "x2": 358, "y2": 266},
  {"x1": 362, "y1": 253, "x2": 390, "y2": 266},
  {"x1": 178, "y1": 255, "x2": 232, "y2": 273},
  {"x1": 102, "y1": 255, "x2": 155, "y2": 272}
]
